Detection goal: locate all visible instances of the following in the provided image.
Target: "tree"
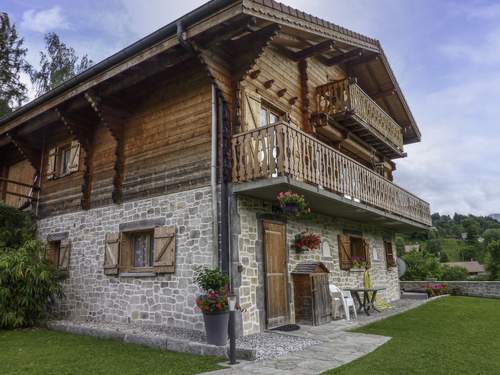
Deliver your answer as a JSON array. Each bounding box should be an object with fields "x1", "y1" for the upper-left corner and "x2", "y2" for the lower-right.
[
  {"x1": 483, "y1": 228, "x2": 500, "y2": 246},
  {"x1": 0, "y1": 12, "x2": 30, "y2": 117},
  {"x1": 439, "y1": 251, "x2": 449, "y2": 263},
  {"x1": 29, "y1": 32, "x2": 92, "y2": 96},
  {"x1": 440, "y1": 265, "x2": 469, "y2": 281},
  {"x1": 487, "y1": 240, "x2": 500, "y2": 281},
  {"x1": 401, "y1": 251, "x2": 442, "y2": 281},
  {"x1": 463, "y1": 217, "x2": 480, "y2": 243},
  {"x1": 426, "y1": 239, "x2": 442, "y2": 256}
]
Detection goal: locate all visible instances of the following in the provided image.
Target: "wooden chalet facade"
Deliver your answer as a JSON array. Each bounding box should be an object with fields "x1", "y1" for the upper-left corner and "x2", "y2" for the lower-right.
[{"x1": 0, "y1": 0, "x2": 430, "y2": 336}]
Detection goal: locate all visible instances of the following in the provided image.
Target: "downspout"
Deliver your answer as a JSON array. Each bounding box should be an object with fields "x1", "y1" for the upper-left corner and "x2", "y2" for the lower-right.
[
  {"x1": 210, "y1": 84, "x2": 219, "y2": 269},
  {"x1": 177, "y1": 20, "x2": 219, "y2": 268}
]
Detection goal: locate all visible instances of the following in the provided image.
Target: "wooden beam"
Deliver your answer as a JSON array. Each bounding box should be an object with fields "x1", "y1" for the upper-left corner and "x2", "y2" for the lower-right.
[
  {"x1": 264, "y1": 79, "x2": 274, "y2": 89},
  {"x1": 277, "y1": 88, "x2": 287, "y2": 97},
  {"x1": 369, "y1": 88, "x2": 396, "y2": 100},
  {"x1": 85, "y1": 92, "x2": 126, "y2": 204},
  {"x1": 6, "y1": 134, "x2": 41, "y2": 171},
  {"x1": 229, "y1": 23, "x2": 281, "y2": 81},
  {"x1": 292, "y1": 40, "x2": 334, "y2": 61},
  {"x1": 326, "y1": 48, "x2": 363, "y2": 66},
  {"x1": 299, "y1": 59, "x2": 312, "y2": 133},
  {"x1": 349, "y1": 53, "x2": 379, "y2": 67}
]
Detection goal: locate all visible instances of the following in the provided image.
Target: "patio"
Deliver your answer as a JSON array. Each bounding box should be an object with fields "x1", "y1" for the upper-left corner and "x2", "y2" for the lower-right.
[{"x1": 203, "y1": 297, "x2": 431, "y2": 374}]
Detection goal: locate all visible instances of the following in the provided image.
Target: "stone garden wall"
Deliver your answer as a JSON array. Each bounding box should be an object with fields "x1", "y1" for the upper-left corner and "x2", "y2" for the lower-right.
[
  {"x1": 233, "y1": 195, "x2": 401, "y2": 336},
  {"x1": 400, "y1": 281, "x2": 500, "y2": 299},
  {"x1": 37, "y1": 186, "x2": 215, "y2": 332}
]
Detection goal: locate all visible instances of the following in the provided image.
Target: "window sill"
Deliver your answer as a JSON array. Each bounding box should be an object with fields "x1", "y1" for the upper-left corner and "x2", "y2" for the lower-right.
[{"x1": 119, "y1": 272, "x2": 156, "y2": 278}]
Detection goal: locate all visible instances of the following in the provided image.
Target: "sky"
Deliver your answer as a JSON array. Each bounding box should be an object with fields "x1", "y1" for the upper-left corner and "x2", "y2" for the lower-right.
[{"x1": 3, "y1": 0, "x2": 500, "y2": 216}]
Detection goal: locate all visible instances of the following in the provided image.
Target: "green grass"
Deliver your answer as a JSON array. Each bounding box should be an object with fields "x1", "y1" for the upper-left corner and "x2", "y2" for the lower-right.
[
  {"x1": 325, "y1": 297, "x2": 500, "y2": 375},
  {"x1": 0, "y1": 329, "x2": 223, "y2": 375}
]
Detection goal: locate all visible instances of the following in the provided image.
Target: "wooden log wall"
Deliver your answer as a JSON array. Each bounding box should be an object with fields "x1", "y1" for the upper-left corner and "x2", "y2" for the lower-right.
[{"x1": 35, "y1": 60, "x2": 212, "y2": 218}]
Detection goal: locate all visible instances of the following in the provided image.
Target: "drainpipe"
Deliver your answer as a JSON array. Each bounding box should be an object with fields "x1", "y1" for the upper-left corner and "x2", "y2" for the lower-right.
[
  {"x1": 210, "y1": 84, "x2": 219, "y2": 269},
  {"x1": 177, "y1": 20, "x2": 219, "y2": 269}
]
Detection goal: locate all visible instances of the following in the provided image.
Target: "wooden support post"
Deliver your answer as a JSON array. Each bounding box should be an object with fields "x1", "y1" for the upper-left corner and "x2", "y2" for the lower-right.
[
  {"x1": 298, "y1": 59, "x2": 311, "y2": 133},
  {"x1": 85, "y1": 92, "x2": 126, "y2": 204},
  {"x1": 54, "y1": 107, "x2": 96, "y2": 210}
]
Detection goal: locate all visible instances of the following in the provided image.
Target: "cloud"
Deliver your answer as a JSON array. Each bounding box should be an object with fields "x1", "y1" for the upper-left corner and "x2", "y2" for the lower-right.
[{"x1": 21, "y1": 6, "x2": 69, "y2": 33}]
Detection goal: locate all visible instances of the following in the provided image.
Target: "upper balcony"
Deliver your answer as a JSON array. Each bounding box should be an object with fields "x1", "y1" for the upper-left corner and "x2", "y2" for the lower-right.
[
  {"x1": 314, "y1": 79, "x2": 404, "y2": 159},
  {"x1": 231, "y1": 122, "x2": 431, "y2": 230}
]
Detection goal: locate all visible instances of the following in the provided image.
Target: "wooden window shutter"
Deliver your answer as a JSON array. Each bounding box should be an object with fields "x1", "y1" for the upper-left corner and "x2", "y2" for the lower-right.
[
  {"x1": 153, "y1": 226, "x2": 176, "y2": 273},
  {"x1": 68, "y1": 140, "x2": 81, "y2": 173},
  {"x1": 104, "y1": 232, "x2": 120, "y2": 275},
  {"x1": 242, "y1": 89, "x2": 261, "y2": 131},
  {"x1": 58, "y1": 239, "x2": 71, "y2": 271},
  {"x1": 363, "y1": 239, "x2": 371, "y2": 269},
  {"x1": 47, "y1": 242, "x2": 59, "y2": 266},
  {"x1": 337, "y1": 234, "x2": 352, "y2": 270},
  {"x1": 385, "y1": 241, "x2": 397, "y2": 268},
  {"x1": 47, "y1": 147, "x2": 57, "y2": 180}
]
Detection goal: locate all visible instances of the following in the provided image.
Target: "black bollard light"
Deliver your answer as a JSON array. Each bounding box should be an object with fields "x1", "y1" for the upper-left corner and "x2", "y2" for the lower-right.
[{"x1": 228, "y1": 293, "x2": 238, "y2": 365}]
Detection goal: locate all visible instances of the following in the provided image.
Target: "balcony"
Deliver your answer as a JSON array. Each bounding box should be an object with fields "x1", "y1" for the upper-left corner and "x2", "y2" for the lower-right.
[
  {"x1": 231, "y1": 122, "x2": 431, "y2": 229},
  {"x1": 315, "y1": 79, "x2": 404, "y2": 158},
  {"x1": 0, "y1": 177, "x2": 38, "y2": 210}
]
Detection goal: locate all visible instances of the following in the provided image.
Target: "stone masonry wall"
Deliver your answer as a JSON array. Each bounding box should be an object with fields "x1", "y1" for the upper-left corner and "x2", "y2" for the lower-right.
[
  {"x1": 37, "y1": 186, "x2": 215, "y2": 332},
  {"x1": 234, "y1": 196, "x2": 400, "y2": 335},
  {"x1": 401, "y1": 281, "x2": 500, "y2": 299}
]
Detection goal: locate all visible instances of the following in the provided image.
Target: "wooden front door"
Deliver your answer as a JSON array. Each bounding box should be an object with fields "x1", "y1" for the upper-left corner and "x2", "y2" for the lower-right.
[{"x1": 263, "y1": 221, "x2": 289, "y2": 328}]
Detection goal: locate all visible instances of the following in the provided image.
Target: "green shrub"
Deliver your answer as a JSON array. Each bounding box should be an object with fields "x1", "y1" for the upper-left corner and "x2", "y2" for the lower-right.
[
  {"x1": 401, "y1": 251, "x2": 442, "y2": 281},
  {"x1": 440, "y1": 265, "x2": 469, "y2": 281},
  {"x1": 193, "y1": 266, "x2": 229, "y2": 292},
  {"x1": 0, "y1": 240, "x2": 63, "y2": 328},
  {"x1": 487, "y1": 240, "x2": 500, "y2": 280},
  {"x1": 0, "y1": 203, "x2": 36, "y2": 251}
]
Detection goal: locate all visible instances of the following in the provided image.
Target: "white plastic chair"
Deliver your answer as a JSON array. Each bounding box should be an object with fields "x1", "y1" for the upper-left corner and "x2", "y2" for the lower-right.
[{"x1": 329, "y1": 284, "x2": 357, "y2": 320}]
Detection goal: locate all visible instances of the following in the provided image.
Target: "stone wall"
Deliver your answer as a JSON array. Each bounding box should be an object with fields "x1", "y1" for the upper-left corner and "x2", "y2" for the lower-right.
[
  {"x1": 233, "y1": 196, "x2": 400, "y2": 336},
  {"x1": 37, "y1": 186, "x2": 215, "y2": 332},
  {"x1": 401, "y1": 281, "x2": 500, "y2": 299}
]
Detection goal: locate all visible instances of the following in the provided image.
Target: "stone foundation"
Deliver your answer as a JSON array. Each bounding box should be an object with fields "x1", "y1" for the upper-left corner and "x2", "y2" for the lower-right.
[
  {"x1": 232, "y1": 195, "x2": 401, "y2": 336},
  {"x1": 37, "y1": 186, "x2": 215, "y2": 331}
]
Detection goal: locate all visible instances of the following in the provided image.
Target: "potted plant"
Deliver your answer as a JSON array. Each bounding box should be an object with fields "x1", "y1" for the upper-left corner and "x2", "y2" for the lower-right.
[
  {"x1": 291, "y1": 232, "x2": 321, "y2": 253},
  {"x1": 425, "y1": 283, "x2": 448, "y2": 297},
  {"x1": 350, "y1": 256, "x2": 367, "y2": 271},
  {"x1": 194, "y1": 266, "x2": 230, "y2": 346},
  {"x1": 276, "y1": 191, "x2": 310, "y2": 217}
]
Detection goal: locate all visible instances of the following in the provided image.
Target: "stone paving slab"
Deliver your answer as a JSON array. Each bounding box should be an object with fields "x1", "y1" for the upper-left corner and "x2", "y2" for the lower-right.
[{"x1": 203, "y1": 297, "x2": 444, "y2": 375}]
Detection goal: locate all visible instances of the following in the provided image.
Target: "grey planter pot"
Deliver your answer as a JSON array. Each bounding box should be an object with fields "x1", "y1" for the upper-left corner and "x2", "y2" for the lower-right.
[{"x1": 203, "y1": 311, "x2": 229, "y2": 346}]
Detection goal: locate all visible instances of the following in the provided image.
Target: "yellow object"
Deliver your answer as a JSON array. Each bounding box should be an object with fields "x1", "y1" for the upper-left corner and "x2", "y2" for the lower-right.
[{"x1": 364, "y1": 270, "x2": 392, "y2": 310}]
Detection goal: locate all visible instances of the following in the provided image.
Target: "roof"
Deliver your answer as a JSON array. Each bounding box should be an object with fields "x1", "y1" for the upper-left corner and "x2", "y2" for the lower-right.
[
  {"x1": 444, "y1": 261, "x2": 486, "y2": 274},
  {"x1": 0, "y1": 0, "x2": 421, "y2": 142},
  {"x1": 292, "y1": 262, "x2": 330, "y2": 274}
]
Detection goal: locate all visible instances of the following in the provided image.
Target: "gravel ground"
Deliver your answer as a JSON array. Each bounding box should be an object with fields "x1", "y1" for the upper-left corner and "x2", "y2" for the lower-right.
[{"x1": 236, "y1": 332, "x2": 321, "y2": 360}]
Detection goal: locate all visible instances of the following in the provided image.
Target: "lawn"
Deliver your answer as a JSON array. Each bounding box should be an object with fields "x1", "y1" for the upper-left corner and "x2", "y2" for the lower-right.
[
  {"x1": 0, "y1": 329, "x2": 223, "y2": 375},
  {"x1": 326, "y1": 296, "x2": 500, "y2": 374}
]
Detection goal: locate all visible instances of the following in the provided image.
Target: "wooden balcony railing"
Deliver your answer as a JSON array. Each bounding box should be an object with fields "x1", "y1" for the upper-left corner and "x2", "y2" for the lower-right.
[
  {"x1": 0, "y1": 177, "x2": 39, "y2": 210},
  {"x1": 231, "y1": 122, "x2": 431, "y2": 226},
  {"x1": 316, "y1": 79, "x2": 404, "y2": 153}
]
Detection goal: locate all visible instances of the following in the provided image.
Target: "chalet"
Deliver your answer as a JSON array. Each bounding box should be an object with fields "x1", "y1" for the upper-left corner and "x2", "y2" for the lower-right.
[{"x1": 0, "y1": 0, "x2": 431, "y2": 336}]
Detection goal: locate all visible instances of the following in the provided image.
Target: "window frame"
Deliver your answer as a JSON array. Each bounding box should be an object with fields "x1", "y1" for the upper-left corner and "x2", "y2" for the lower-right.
[
  {"x1": 260, "y1": 102, "x2": 283, "y2": 127},
  {"x1": 58, "y1": 144, "x2": 72, "y2": 177},
  {"x1": 119, "y1": 229, "x2": 155, "y2": 274},
  {"x1": 47, "y1": 240, "x2": 61, "y2": 267}
]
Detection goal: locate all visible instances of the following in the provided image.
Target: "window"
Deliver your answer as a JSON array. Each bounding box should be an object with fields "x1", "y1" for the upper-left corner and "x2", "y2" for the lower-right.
[
  {"x1": 46, "y1": 239, "x2": 71, "y2": 271},
  {"x1": 384, "y1": 241, "x2": 397, "y2": 268},
  {"x1": 47, "y1": 140, "x2": 80, "y2": 180},
  {"x1": 260, "y1": 105, "x2": 282, "y2": 127},
  {"x1": 104, "y1": 226, "x2": 176, "y2": 276},
  {"x1": 59, "y1": 145, "x2": 72, "y2": 176},
  {"x1": 337, "y1": 234, "x2": 371, "y2": 270},
  {"x1": 47, "y1": 241, "x2": 61, "y2": 266},
  {"x1": 132, "y1": 231, "x2": 155, "y2": 268}
]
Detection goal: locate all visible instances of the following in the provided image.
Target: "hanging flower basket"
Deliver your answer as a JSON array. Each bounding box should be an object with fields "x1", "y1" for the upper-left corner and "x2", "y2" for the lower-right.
[
  {"x1": 291, "y1": 232, "x2": 321, "y2": 253},
  {"x1": 276, "y1": 191, "x2": 310, "y2": 217}
]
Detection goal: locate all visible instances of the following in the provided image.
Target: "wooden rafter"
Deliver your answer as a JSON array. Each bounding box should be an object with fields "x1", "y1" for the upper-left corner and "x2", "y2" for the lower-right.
[
  {"x1": 85, "y1": 92, "x2": 126, "y2": 204},
  {"x1": 6, "y1": 133, "x2": 41, "y2": 171},
  {"x1": 326, "y1": 48, "x2": 363, "y2": 66},
  {"x1": 229, "y1": 23, "x2": 281, "y2": 81},
  {"x1": 292, "y1": 40, "x2": 334, "y2": 61},
  {"x1": 299, "y1": 59, "x2": 311, "y2": 133}
]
